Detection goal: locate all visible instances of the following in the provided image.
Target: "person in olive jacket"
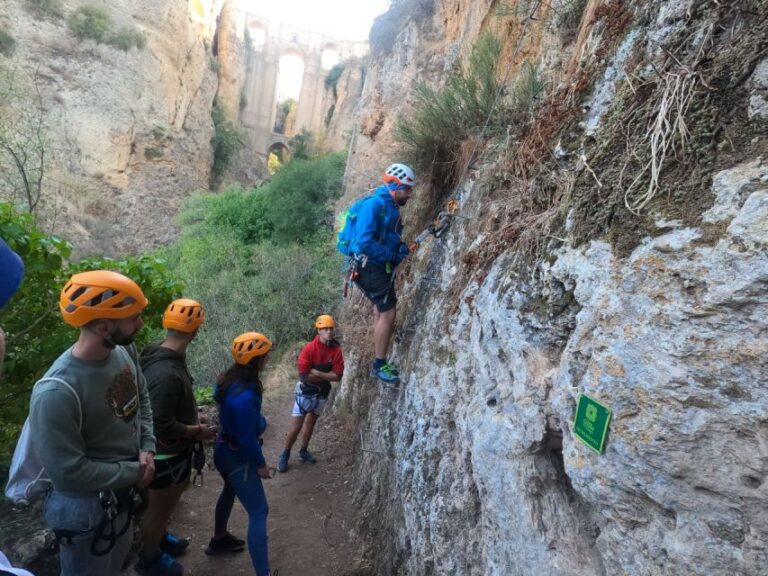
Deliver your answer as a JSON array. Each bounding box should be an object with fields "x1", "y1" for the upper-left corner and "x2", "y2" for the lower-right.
[{"x1": 137, "y1": 299, "x2": 217, "y2": 576}]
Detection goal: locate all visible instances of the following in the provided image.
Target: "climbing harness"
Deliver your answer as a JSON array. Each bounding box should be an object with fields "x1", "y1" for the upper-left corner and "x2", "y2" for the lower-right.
[
  {"x1": 342, "y1": 254, "x2": 367, "y2": 298},
  {"x1": 295, "y1": 390, "x2": 323, "y2": 415},
  {"x1": 52, "y1": 488, "x2": 135, "y2": 556},
  {"x1": 152, "y1": 449, "x2": 193, "y2": 486},
  {"x1": 191, "y1": 441, "x2": 206, "y2": 487}
]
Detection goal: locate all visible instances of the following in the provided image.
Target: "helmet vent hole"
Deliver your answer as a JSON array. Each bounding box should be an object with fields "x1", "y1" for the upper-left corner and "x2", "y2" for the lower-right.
[{"x1": 69, "y1": 286, "x2": 87, "y2": 301}]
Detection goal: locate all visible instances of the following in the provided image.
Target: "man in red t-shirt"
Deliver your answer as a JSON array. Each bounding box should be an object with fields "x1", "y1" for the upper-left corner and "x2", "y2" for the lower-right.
[{"x1": 277, "y1": 315, "x2": 344, "y2": 473}]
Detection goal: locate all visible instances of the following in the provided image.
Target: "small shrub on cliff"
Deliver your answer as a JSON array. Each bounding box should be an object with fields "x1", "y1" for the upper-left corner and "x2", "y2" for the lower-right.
[
  {"x1": 557, "y1": 0, "x2": 588, "y2": 45},
  {"x1": 68, "y1": 6, "x2": 111, "y2": 43},
  {"x1": 144, "y1": 146, "x2": 163, "y2": 159},
  {"x1": 0, "y1": 30, "x2": 16, "y2": 57},
  {"x1": 394, "y1": 33, "x2": 504, "y2": 186},
  {"x1": 395, "y1": 34, "x2": 544, "y2": 188},
  {"x1": 210, "y1": 99, "x2": 245, "y2": 179},
  {"x1": 25, "y1": 0, "x2": 64, "y2": 19},
  {"x1": 107, "y1": 27, "x2": 147, "y2": 51},
  {"x1": 324, "y1": 64, "x2": 344, "y2": 96}
]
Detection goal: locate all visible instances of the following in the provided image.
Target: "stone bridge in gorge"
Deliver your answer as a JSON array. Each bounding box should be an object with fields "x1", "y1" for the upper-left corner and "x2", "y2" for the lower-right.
[{"x1": 239, "y1": 12, "x2": 368, "y2": 166}]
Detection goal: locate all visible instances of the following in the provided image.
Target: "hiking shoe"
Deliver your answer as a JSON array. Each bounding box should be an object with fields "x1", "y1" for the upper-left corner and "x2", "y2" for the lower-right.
[
  {"x1": 205, "y1": 532, "x2": 246, "y2": 556},
  {"x1": 299, "y1": 448, "x2": 317, "y2": 464},
  {"x1": 371, "y1": 362, "x2": 400, "y2": 385},
  {"x1": 135, "y1": 552, "x2": 183, "y2": 576},
  {"x1": 277, "y1": 449, "x2": 290, "y2": 473},
  {"x1": 161, "y1": 531, "x2": 189, "y2": 557}
]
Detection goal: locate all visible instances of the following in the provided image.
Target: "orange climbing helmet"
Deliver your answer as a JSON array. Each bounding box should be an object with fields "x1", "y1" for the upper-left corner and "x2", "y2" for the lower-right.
[
  {"x1": 231, "y1": 332, "x2": 272, "y2": 365},
  {"x1": 60, "y1": 270, "x2": 148, "y2": 327},
  {"x1": 314, "y1": 314, "x2": 335, "y2": 329},
  {"x1": 163, "y1": 298, "x2": 205, "y2": 333}
]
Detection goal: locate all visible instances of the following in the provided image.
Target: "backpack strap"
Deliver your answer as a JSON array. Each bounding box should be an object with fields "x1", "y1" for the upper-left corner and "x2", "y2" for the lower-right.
[
  {"x1": 35, "y1": 378, "x2": 82, "y2": 430},
  {"x1": 115, "y1": 345, "x2": 142, "y2": 450}
]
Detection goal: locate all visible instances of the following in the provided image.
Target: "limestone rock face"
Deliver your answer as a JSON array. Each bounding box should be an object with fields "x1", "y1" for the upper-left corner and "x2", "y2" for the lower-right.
[
  {"x1": 1, "y1": 0, "x2": 219, "y2": 256},
  {"x1": 323, "y1": 61, "x2": 366, "y2": 153},
  {"x1": 749, "y1": 58, "x2": 768, "y2": 120},
  {"x1": 338, "y1": 0, "x2": 768, "y2": 574}
]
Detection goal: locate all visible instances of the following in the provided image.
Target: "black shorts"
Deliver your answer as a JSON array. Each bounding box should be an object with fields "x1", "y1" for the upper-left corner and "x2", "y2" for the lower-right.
[
  {"x1": 149, "y1": 450, "x2": 192, "y2": 490},
  {"x1": 354, "y1": 262, "x2": 396, "y2": 312}
]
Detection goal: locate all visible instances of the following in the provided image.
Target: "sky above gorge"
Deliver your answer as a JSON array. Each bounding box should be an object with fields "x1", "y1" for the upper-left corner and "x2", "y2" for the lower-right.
[{"x1": 242, "y1": 0, "x2": 390, "y2": 41}]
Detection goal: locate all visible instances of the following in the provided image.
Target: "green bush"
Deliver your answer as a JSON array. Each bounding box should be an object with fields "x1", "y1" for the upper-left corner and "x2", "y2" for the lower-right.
[
  {"x1": 67, "y1": 6, "x2": 111, "y2": 43},
  {"x1": 181, "y1": 185, "x2": 274, "y2": 245},
  {"x1": 144, "y1": 146, "x2": 163, "y2": 159},
  {"x1": 0, "y1": 30, "x2": 16, "y2": 57},
  {"x1": 210, "y1": 99, "x2": 245, "y2": 179},
  {"x1": 325, "y1": 103, "x2": 336, "y2": 127},
  {"x1": 107, "y1": 27, "x2": 146, "y2": 51},
  {"x1": 324, "y1": 64, "x2": 344, "y2": 96},
  {"x1": 25, "y1": 0, "x2": 64, "y2": 18},
  {"x1": 163, "y1": 228, "x2": 342, "y2": 387},
  {"x1": 394, "y1": 34, "x2": 504, "y2": 185},
  {"x1": 0, "y1": 203, "x2": 183, "y2": 455},
  {"x1": 266, "y1": 151, "x2": 346, "y2": 243},
  {"x1": 395, "y1": 34, "x2": 543, "y2": 187},
  {"x1": 288, "y1": 128, "x2": 315, "y2": 160},
  {"x1": 164, "y1": 151, "x2": 347, "y2": 385}
]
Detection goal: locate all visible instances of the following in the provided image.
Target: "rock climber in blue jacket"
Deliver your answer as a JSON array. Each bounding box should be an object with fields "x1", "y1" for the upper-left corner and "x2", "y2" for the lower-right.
[
  {"x1": 351, "y1": 163, "x2": 416, "y2": 385},
  {"x1": 209, "y1": 332, "x2": 273, "y2": 576}
]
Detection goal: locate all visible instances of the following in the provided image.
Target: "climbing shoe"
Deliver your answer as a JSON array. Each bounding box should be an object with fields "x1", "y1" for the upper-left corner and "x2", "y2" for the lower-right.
[
  {"x1": 277, "y1": 449, "x2": 290, "y2": 473},
  {"x1": 205, "y1": 532, "x2": 246, "y2": 556},
  {"x1": 160, "y1": 531, "x2": 189, "y2": 557},
  {"x1": 135, "y1": 552, "x2": 183, "y2": 576},
  {"x1": 371, "y1": 362, "x2": 400, "y2": 385},
  {"x1": 299, "y1": 448, "x2": 317, "y2": 464}
]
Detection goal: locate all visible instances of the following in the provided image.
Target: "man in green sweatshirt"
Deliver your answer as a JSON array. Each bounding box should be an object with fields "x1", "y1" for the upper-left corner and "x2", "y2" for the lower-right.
[
  {"x1": 29, "y1": 270, "x2": 156, "y2": 576},
  {"x1": 137, "y1": 298, "x2": 219, "y2": 576}
]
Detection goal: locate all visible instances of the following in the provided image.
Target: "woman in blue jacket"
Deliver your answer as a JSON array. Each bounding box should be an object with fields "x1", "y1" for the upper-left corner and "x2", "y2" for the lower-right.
[{"x1": 209, "y1": 332, "x2": 273, "y2": 576}]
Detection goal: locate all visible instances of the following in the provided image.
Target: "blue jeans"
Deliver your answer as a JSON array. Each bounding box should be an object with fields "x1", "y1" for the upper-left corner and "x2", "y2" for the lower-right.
[
  {"x1": 214, "y1": 445, "x2": 270, "y2": 576},
  {"x1": 43, "y1": 490, "x2": 132, "y2": 576}
]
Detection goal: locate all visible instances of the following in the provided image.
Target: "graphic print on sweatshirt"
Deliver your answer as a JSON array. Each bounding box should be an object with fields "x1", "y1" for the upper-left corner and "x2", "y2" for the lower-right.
[{"x1": 105, "y1": 365, "x2": 139, "y2": 423}]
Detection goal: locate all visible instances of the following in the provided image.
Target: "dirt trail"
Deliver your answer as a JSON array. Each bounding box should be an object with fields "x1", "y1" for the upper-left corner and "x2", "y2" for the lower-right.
[{"x1": 161, "y1": 361, "x2": 367, "y2": 576}]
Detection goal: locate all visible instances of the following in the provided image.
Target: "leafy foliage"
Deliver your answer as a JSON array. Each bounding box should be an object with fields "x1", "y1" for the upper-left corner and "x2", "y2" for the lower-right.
[
  {"x1": 267, "y1": 151, "x2": 346, "y2": 243},
  {"x1": 0, "y1": 30, "x2": 16, "y2": 57},
  {"x1": 0, "y1": 203, "x2": 183, "y2": 455},
  {"x1": 163, "y1": 151, "x2": 347, "y2": 386},
  {"x1": 324, "y1": 64, "x2": 345, "y2": 96},
  {"x1": 164, "y1": 228, "x2": 342, "y2": 387},
  {"x1": 67, "y1": 7, "x2": 145, "y2": 51},
  {"x1": 107, "y1": 27, "x2": 147, "y2": 51},
  {"x1": 194, "y1": 385, "x2": 215, "y2": 406},
  {"x1": 274, "y1": 98, "x2": 297, "y2": 135},
  {"x1": 288, "y1": 128, "x2": 316, "y2": 160},
  {"x1": 180, "y1": 185, "x2": 274, "y2": 245},
  {"x1": 210, "y1": 99, "x2": 245, "y2": 179},
  {"x1": 0, "y1": 65, "x2": 54, "y2": 215},
  {"x1": 25, "y1": 0, "x2": 64, "y2": 18},
  {"x1": 395, "y1": 34, "x2": 543, "y2": 187},
  {"x1": 67, "y1": 6, "x2": 111, "y2": 43},
  {"x1": 394, "y1": 34, "x2": 504, "y2": 185}
]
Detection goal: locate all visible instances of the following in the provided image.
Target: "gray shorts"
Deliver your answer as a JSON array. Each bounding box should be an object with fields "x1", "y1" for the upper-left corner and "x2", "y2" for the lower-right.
[{"x1": 292, "y1": 381, "x2": 328, "y2": 417}]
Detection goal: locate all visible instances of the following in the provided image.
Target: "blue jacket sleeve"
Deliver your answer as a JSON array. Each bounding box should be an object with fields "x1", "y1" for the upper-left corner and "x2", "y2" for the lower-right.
[
  {"x1": 231, "y1": 392, "x2": 266, "y2": 467},
  {"x1": 355, "y1": 198, "x2": 398, "y2": 264}
]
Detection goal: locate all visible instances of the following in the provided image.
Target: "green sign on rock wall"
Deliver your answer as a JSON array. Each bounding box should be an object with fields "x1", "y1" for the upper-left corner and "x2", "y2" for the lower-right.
[{"x1": 573, "y1": 394, "x2": 612, "y2": 454}]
